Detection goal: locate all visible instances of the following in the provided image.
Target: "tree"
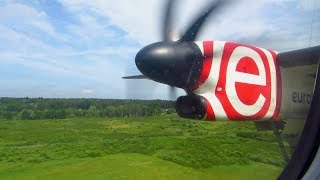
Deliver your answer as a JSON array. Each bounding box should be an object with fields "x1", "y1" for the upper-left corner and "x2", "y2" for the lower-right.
[
  {"x1": 56, "y1": 109, "x2": 66, "y2": 119},
  {"x1": 0, "y1": 97, "x2": 176, "y2": 119},
  {"x1": 87, "y1": 106, "x2": 100, "y2": 117},
  {"x1": 34, "y1": 111, "x2": 45, "y2": 119},
  {"x1": 100, "y1": 106, "x2": 116, "y2": 117},
  {"x1": 65, "y1": 108, "x2": 76, "y2": 118},
  {"x1": 2, "y1": 111, "x2": 14, "y2": 120},
  {"x1": 74, "y1": 109, "x2": 86, "y2": 117},
  {"x1": 45, "y1": 110, "x2": 56, "y2": 119},
  {"x1": 20, "y1": 109, "x2": 35, "y2": 120}
]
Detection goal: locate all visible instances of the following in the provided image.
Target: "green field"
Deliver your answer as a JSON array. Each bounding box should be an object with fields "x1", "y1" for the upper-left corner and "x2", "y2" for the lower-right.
[{"x1": 0, "y1": 115, "x2": 286, "y2": 179}]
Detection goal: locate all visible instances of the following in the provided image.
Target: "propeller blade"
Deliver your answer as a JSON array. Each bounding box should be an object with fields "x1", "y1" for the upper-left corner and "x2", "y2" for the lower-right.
[
  {"x1": 122, "y1": 75, "x2": 149, "y2": 79},
  {"x1": 125, "y1": 79, "x2": 157, "y2": 99},
  {"x1": 163, "y1": 0, "x2": 178, "y2": 41},
  {"x1": 180, "y1": 0, "x2": 229, "y2": 41},
  {"x1": 169, "y1": 86, "x2": 177, "y2": 100}
]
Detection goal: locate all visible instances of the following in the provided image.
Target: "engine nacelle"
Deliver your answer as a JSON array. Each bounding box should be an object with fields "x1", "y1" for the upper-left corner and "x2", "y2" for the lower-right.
[{"x1": 175, "y1": 95, "x2": 207, "y2": 119}]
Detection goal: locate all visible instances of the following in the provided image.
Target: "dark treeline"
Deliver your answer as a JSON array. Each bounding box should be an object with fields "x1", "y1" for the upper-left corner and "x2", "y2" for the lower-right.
[{"x1": 0, "y1": 97, "x2": 176, "y2": 120}]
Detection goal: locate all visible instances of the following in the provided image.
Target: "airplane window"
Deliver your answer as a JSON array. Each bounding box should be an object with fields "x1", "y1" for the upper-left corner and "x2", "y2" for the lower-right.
[{"x1": 0, "y1": 0, "x2": 319, "y2": 179}]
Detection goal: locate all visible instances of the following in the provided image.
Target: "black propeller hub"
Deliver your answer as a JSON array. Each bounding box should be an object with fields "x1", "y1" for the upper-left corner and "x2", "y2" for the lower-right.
[{"x1": 135, "y1": 41, "x2": 203, "y2": 89}]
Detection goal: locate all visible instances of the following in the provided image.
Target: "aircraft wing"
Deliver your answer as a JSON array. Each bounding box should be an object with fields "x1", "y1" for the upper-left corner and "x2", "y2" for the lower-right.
[
  {"x1": 277, "y1": 45, "x2": 320, "y2": 68},
  {"x1": 255, "y1": 45, "x2": 320, "y2": 160}
]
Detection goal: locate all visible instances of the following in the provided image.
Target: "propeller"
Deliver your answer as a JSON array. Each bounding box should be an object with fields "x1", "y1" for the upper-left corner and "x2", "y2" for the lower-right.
[
  {"x1": 163, "y1": 0, "x2": 178, "y2": 98},
  {"x1": 122, "y1": 75, "x2": 148, "y2": 79},
  {"x1": 163, "y1": 0, "x2": 178, "y2": 41},
  {"x1": 123, "y1": 0, "x2": 230, "y2": 100},
  {"x1": 161, "y1": 0, "x2": 229, "y2": 99},
  {"x1": 180, "y1": 0, "x2": 229, "y2": 41},
  {"x1": 169, "y1": 86, "x2": 177, "y2": 100}
]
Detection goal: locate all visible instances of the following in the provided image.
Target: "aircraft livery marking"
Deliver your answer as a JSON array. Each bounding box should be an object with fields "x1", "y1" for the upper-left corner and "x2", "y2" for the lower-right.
[
  {"x1": 292, "y1": 91, "x2": 313, "y2": 104},
  {"x1": 191, "y1": 41, "x2": 281, "y2": 121}
]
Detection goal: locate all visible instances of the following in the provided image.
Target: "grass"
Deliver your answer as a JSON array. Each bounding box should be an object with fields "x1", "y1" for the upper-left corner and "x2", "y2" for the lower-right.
[
  {"x1": 0, "y1": 154, "x2": 282, "y2": 180},
  {"x1": 0, "y1": 115, "x2": 287, "y2": 179}
]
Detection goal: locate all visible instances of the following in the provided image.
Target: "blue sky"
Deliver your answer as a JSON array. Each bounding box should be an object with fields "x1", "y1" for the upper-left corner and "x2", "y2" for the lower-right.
[{"x1": 0, "y1": 0, "x2": 319, "y2": 99}]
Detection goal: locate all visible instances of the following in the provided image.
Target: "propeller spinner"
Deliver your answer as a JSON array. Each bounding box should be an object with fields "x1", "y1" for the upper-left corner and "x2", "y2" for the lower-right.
[{"x1": 135, "y1": 41, "x2": 202, "y2": 89}]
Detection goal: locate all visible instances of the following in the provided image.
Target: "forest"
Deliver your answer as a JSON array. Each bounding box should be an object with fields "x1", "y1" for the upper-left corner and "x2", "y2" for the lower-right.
[{"x1": 0, "y1": 97, "x2": 176, "y2": 120}]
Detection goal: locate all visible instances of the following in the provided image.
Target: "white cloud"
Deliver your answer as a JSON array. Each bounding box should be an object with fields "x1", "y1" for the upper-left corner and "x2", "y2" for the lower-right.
[
  {"x1": 66, "y1": 14, "x2": 121, "y2": 44},
  {"x1": 0, "y1": 1, "x2": 140, "y2": 98},
  {"x1": 59, "y1": 0, "x2": 319, "y2": 51},
  {"x1": 59, "y1": 0, "x2": 163, "y2": 44},
  {"x1": 0, "y1": 25, "x2": 57, "y2": 54},
  {"x1": 0, "y1": 3, "x2": 56, "y2": 36},
  {"x1": 299, "y1": 0, "x2": 320, "y2": 10},
  {"x1": 194, "y1": 0, "x2": 318, "y2": 50},
  {"x1": 82, "y1": 88, "x2": 93, "y2": 95}
]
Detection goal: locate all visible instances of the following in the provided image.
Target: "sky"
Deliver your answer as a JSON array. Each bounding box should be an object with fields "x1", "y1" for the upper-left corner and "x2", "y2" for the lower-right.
[{"x1": 0, "y1": 0, "x2": 319, "y2": 99}]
